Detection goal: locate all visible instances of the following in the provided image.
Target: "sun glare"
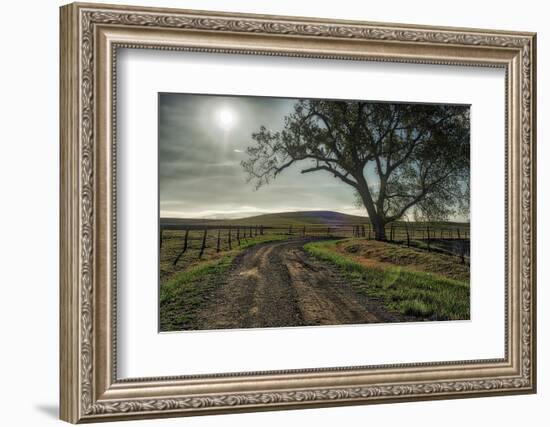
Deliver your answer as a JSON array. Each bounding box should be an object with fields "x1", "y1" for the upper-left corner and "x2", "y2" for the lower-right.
[{"x1": 217, "y1": 108, "x2": 236, "y2": 130}]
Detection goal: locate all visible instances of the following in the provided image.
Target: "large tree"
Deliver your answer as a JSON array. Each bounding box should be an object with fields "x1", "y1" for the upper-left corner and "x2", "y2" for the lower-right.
[{"x1": 242, "y1": 100, "x2": 470, "y2": 240}]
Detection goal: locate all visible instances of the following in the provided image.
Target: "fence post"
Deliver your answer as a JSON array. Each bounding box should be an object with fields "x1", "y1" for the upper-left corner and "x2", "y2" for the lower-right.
[
  {"x1": 390, "y1": 224, "x2": 394, "y2": 242},
  {"x1": 199, "y1": 228, "x2": 208, "y2": 259},
  {"x1": 254, "y1": 225, "x2": 258, "y2": 237},
  {"x1": 249, "y1": 227, "x2": 252, "y2": 238},
  {"x1": 362, "y1": 224, "x2": 366, "y2": 237},
  {"x1": 457, "y1": 228, "x2": 465, "y2": 264},
  {"x1": 216, "y1": 229, "x2": 221, "y2": 252},
  {"x1": 237, "y1": 227, "x2": 241, "y2": 246},
  {"x1": 260, "y1": 225, "x2": 264, "y2": 235},
  {"x1": 405, "y1": 222, "x2": 410, "y2": 247},
  {"x1": 228, "y1": 227, "x2": 232, "y2": 250},
  {"x1": 426, "y1": 225, "x2": 431, "y2": 252},
  {"x1": 172, "y1": 228, "x2": 189, "y2": 266},
  {"x1": 368, "y1": 224, "x2": 371, "y2": 240}
]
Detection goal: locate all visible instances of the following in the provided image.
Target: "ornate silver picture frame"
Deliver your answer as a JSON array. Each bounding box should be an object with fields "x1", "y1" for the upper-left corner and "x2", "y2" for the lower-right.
[{"x1": 60, "y1": 2, "x2": 536, "y2": 423}]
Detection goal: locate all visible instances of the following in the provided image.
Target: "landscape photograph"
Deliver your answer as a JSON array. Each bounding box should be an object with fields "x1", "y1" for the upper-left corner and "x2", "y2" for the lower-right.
[{"x1": 158, "y1": 93, "x2": 471, "y2": 332}]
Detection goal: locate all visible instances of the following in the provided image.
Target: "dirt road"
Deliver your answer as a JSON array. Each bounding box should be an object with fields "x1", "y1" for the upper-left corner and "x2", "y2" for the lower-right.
[{"x1": 195, "y1": 239, "x2": 400, "y2": 330}]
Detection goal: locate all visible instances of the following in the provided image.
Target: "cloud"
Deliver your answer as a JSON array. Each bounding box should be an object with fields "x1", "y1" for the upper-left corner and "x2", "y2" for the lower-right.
[{"x1": 159, "y1": 93, "x2": 358, "y2": 219}]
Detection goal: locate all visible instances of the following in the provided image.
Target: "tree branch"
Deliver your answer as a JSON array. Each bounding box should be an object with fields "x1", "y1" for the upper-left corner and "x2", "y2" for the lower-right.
[{"x1": 300, "y1": 165, "x2": 358, "y2": 188}]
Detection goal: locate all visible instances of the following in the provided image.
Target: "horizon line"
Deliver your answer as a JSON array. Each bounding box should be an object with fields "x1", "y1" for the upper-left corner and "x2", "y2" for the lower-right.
[
  {"x1": 160, "y1": 209, "x2": 367, "y2": 220},
  {"x1": 160, "y1": 209, "x2": 470, "y2": 223}
]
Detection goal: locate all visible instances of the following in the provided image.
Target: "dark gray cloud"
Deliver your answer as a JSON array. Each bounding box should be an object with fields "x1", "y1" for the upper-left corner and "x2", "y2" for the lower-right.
[{"x1": 159, "y1": 93, "x2": 365, "y2": 219}]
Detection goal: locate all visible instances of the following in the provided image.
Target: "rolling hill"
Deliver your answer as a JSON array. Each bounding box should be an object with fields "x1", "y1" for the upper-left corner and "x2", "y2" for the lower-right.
[{"x1": 161, "y1": 210, "x2": 369, "y2": 227}]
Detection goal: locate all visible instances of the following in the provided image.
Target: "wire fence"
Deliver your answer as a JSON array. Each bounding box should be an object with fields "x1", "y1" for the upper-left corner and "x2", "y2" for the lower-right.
[{"x1": 160, "y1": 222, "x2": 470, "y2": 265}]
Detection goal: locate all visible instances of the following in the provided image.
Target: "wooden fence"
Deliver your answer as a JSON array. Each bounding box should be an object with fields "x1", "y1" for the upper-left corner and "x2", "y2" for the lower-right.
[{"x1": 162, "y1": 222, "x2": 470, "y2": 265}]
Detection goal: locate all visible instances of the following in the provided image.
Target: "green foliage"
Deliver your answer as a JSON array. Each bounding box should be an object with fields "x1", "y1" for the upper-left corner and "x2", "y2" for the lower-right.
[
  {"x1": 304, "y1": 239, "x2": 470, "y2": 321},
  {"x1": 242, "y1": 99, "x2": 470, "y2": 238}
]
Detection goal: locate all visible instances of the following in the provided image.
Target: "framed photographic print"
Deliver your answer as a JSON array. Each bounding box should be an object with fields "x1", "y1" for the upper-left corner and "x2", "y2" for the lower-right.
[{"x1": 60, "y1": 2, "x2": 537, "y2": 423}]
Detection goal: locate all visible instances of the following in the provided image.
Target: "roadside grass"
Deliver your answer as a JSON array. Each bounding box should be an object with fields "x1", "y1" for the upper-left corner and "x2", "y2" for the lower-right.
[
  {"x1": 159, "y1": 232, "x2": 289, "y2": 331},
  {"x1": 338, "y1": 239, "x2": 469, "y2": 282},
  {"x1": 304, "y1": 239, "x2": 470, "y2": 321},
  {"x1": 160, "y1": 230, "x2": 289, "y2": 283},
  {"x1": 160, "y1": 255, "x2": 233, "y2": 331}
]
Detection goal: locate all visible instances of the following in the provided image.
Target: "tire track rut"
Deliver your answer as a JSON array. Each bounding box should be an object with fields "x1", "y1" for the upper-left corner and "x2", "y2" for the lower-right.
[{"x1": 195, "y1": 238, "x2": 401, "y2": 330}]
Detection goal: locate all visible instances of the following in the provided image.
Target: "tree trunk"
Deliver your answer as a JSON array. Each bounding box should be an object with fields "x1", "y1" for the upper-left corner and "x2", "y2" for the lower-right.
[
  {"x1": 355, "y1": 181, "x2": 386, "y2": 241},
  {"x1": 371, "y1": 218, "x2": 386, "y2": 241}
]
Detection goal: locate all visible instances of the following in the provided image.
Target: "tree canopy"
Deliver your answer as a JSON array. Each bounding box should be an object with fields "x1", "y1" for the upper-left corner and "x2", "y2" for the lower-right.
[{"x1": 242, "y1": 99, "x2": 470, "y2": 240}]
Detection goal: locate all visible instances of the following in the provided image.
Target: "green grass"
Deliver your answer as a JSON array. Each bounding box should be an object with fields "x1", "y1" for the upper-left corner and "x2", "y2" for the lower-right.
[
  {"x1": 160, "y1": 230, "x2": 289, "y2": 283},
  {"x1": 160, "y1": 255, "x2": 234, "y2": 331},
  {"x1": 304, "y1": 239, "x2": 470, "y2": 321},
  {"x1": 340, "y1": 239, "x2": 469, "y2": 282},
  {"x1": 159, "y1": 233, "x2": 289, "y2": 331}
]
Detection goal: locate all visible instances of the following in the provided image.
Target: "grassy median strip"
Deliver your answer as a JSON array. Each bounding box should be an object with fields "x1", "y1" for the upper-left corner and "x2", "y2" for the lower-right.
[{"x1": 304, "y1": 239, "x2": 470, "y2": 320}]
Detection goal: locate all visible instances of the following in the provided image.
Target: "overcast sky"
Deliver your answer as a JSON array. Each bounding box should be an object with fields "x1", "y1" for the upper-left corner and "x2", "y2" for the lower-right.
[{"x1": 159, "y1": 93, "x2": 370, "y2": 219}]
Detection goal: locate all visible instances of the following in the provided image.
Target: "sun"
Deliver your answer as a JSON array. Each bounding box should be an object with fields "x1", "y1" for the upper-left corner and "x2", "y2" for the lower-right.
[{"x1": 217, "y1": 108, "x2": 236, "y2": 130}]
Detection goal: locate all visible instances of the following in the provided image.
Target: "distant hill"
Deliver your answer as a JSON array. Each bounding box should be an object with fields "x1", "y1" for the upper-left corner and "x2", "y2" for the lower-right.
[
  {"x1": 160, "y1": 211, "x2": 470, "y2": 229},
  {"x1": 161, "y1": 210, "x2": 369, "y2": 227}
]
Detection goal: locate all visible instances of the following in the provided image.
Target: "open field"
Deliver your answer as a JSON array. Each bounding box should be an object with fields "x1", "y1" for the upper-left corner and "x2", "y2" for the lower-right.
[
  {"x1": 160, "y1": 211, "x2": 470, "y2": 266},
  {"x1": 162, "y1": 210, "x2": 368, "y2": 227},
  {"x1": 162, "y1": 211, "x2": 469, "y2": 236},
  {"x1": 159, "y1": 211, "x2": 470, "y2": 331}
]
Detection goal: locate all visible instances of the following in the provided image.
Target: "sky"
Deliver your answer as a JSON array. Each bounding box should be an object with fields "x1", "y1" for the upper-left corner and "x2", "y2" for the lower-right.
[{"x1": 159, "y1": 93, "x2": 372, "y2": 219}]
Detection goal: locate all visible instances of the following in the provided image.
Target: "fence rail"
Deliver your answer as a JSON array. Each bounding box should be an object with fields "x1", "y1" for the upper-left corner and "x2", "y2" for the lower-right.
[{"x1": 161, "y1": 222, "x2": 470, "y2": 265}]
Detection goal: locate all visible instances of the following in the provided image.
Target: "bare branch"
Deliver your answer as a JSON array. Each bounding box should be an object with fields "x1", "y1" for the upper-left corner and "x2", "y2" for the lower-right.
[{"x1": 300, "y1": 165, "x2": 359, "y2": 188}]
